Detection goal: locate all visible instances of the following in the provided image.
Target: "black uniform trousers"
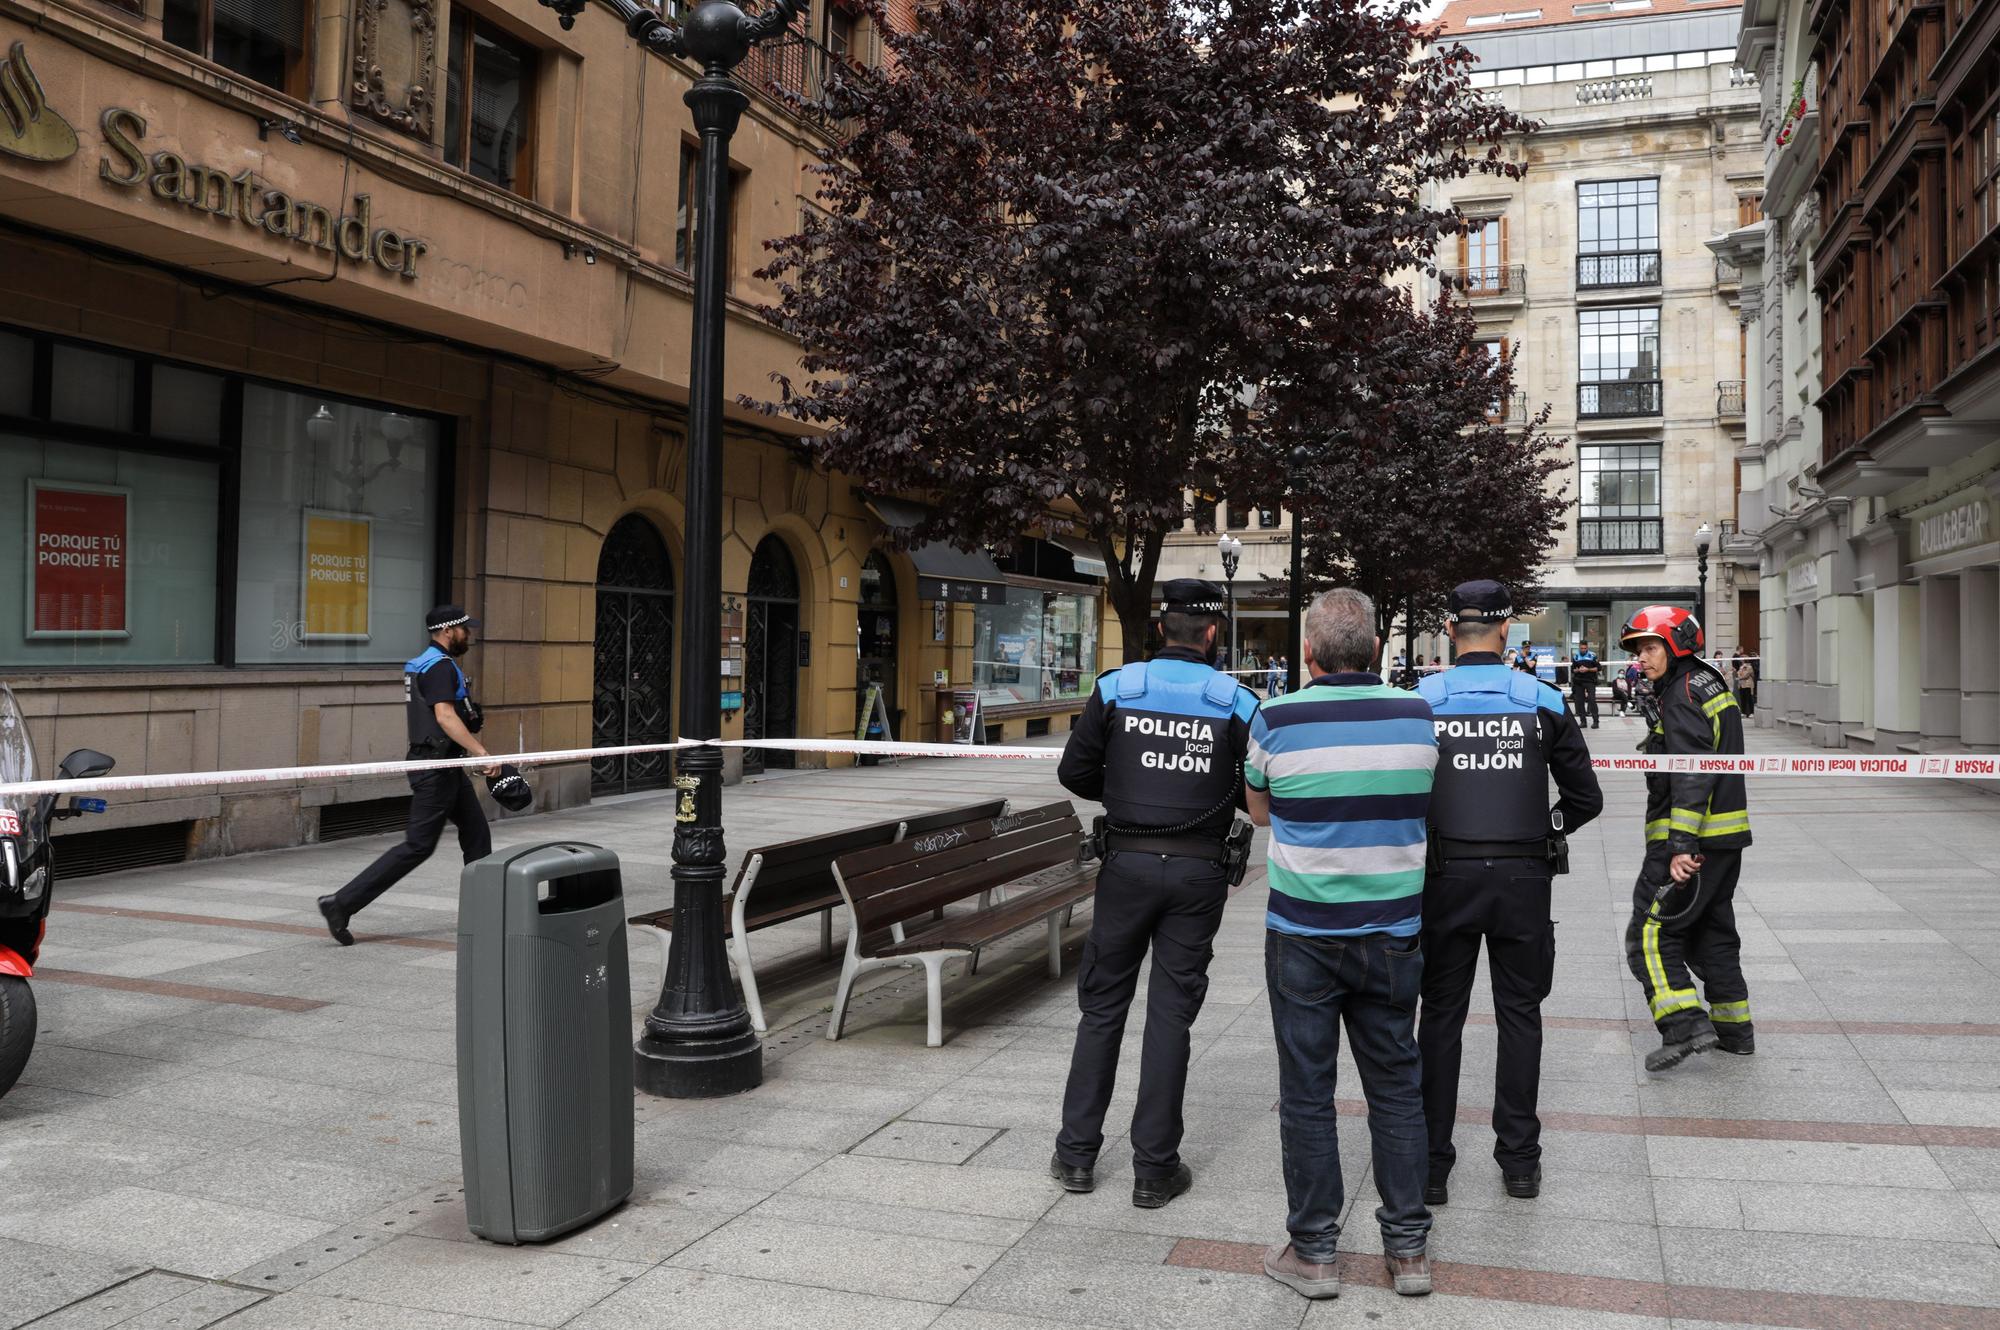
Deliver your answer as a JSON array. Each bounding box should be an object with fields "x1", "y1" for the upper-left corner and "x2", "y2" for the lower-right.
[
  {"x1": 333, "y1": 767, "x2": 491, "y2": 916},
  {"x1": 1057, "y1": 849, "x2": 1229, "y2": 1180},
  {"x1": 1624, "y1": 850, "x2": 1750, "y2": 1039},
  {"x1": 1571, "y1": 676, "x2": 1599, "y2": 726},
  {"x1": 1417, "y1": 859, "x2": 1556, "y2": 1177}
]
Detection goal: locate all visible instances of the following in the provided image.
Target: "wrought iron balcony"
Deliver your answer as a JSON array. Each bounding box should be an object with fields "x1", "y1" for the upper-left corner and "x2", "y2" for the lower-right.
[
  {"x1": 1578, "y1": 517, "x2": 1664, "y2": 555},
  {"x1": 1717, "y1": 379, "x2": 1745, "y2": 417},
  {"x1": 736, "y1": 23, "x2": 862, "y2": 134},
  {"x1": 1577, "y1": 250, "x2": 1662, "y2": 289},
  {"x1": 1486, "y1": 390, "x2": 1529, "y2": 424},
  {"x1": 1447, "y1": 263, "x2": 1526, "y2": 299},
  {"x1": 1579, "y1": 379, "x2": 1663, "y2": 418}
]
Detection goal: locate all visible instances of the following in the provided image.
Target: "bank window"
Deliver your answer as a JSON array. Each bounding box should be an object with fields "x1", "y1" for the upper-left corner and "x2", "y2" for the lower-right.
[
  {"x1": 1578, "y1": 306, "x2": 1661, "y2": 417},
  {"x1": 972, "y1": 586, "x2": 1101, "y2": 707},
  {"x1": 1578, "y1": 442, "x2": 1662, "y2": 555},
  {"x1": 445, "y1": 13, "x2": 535, "y2": 195},
  {"x1": 675, "y1": 142, "x2": 747, "y2": 288},
  {"x1": 233, "y1": 386, "x2": 444, "y2": 665},
  {"x1": 163, "y1": 0, "x2": 308, "y2": 97},
  {"x1": 1577, "y1": 178, "x2": 1660, "y2": 287},
  {"x1": 0, "y1": 326, "x2": 448, "y2": 671}
]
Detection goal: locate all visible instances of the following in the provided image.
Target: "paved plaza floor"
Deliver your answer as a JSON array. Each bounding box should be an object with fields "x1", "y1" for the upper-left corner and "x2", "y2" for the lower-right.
[{"x1": 6, "y1": 713, "x2": 2000, "y2": 1328}]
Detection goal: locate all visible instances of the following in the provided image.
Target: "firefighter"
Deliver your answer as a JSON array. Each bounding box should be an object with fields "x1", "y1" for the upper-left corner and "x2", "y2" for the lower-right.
[
  {"x1": 1620, "y1": 605, "x2": 1754, "y2": 1071},
  {"x1": 1415, "y1": 581, "x2": 1602, "y2": 1205}
]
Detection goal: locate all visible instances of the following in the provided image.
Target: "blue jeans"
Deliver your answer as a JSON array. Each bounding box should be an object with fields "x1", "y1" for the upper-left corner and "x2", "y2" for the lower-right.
[{"x1": 1266, "y1": 929, "x2": 1431, "y2": 1261}]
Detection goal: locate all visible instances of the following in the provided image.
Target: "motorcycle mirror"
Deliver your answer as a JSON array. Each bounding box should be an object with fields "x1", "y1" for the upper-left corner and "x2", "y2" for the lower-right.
[{"x1": 58, "y1": 748, "x2": 115, "y2": 780}]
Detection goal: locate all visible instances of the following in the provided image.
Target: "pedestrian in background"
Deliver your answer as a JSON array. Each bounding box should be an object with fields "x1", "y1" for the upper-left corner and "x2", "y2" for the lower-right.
[
  {"x1": 320, "y1": 606, "x2": 500, "y2": 946},
  {"x1": 1247, "y1": 588, "x2": 1438, "y2": 1301},
  {"x1": 1570, "y1": 640, "x2": 1602, "y2": 730},
  {"x1": 1416, "y1": 581, "x2": 1602, "y2": 1206},
  {"x1": 1734, "y1": 654, "x2": 1758, "y2": 717}
]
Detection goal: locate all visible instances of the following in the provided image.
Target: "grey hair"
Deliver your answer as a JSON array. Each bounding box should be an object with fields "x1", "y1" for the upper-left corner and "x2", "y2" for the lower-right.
[{"x1": 1305, "y1": 588, "x2": 1377, "y2": 673}]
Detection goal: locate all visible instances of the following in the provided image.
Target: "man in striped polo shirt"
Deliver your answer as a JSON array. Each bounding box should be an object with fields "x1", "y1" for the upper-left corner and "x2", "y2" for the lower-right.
[{"x1": 1246, "y1": 588, "x2": 1438, "y2": 1301}]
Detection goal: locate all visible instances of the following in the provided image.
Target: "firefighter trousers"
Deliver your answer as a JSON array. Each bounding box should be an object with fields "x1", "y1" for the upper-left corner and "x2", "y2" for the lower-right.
[{"x1": 1624, "y1": 849, "x2": 1751, "y2": 1039}]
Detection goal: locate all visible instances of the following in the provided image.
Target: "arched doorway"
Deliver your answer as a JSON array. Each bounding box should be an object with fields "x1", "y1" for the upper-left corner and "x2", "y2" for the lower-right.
[
  {"x1": 592, "y1": 515, "x2": 676, "y2": 794},
  {"x1": 743, "y1": 534, "x2": 800, "y2": 775},
  {"x1": 856, "y1": 552, "x2": 898, "y2": 747}
]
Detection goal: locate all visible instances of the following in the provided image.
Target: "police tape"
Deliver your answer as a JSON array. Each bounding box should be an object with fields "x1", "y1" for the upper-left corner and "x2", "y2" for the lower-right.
[{"x1": 3, "y1": 737, "x2": 1995, "y2": 802}]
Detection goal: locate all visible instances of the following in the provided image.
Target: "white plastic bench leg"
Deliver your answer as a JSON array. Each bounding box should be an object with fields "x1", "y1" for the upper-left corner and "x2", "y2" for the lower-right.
[
  {"x1": 1046, "y1": 913, "x2": 1063, "y2": 978},
  {"x1": 923, "y1": 954, "x2": 946, "y2": 1047},
  {"x1": 827, "y1": 951, "x2": 860, "y2": 1042},
  {"x1": 730, "y1": 931, "x2": 766, "y2": 1033},
  {"x1": 646, "y1": 925, "x2": 673, "y2": 978}
]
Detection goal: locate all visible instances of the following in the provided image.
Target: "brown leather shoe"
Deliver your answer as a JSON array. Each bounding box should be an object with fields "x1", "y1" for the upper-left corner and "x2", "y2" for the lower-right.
[
  {"x1": 1263, "y1": 1241, "x2": 1340, "y2": 1299},
  {"x1": 1385, "y1": 1249, "x2": 1432, "y2": 1296}
]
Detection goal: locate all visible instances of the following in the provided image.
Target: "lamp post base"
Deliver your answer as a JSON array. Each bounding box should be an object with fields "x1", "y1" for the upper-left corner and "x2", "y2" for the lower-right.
[{"x1": 633, "y1": 1028, "x2": 762, "y2": 1098}]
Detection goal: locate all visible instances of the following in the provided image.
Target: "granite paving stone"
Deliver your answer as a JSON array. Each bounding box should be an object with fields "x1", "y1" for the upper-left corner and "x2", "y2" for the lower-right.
[
  {"x1": 666, "y1": 1212, "x2": 1007, "y2": 1304},
  {"x1": 295, "y1": 1234, "x2": 651, "y2": 1326},
  {"x1": 563, "y1": 1266, "x2": 946, "y2": 1330},
  {"x1": 0, "y1": 1185, "x2": 331, "y2": 1279}
]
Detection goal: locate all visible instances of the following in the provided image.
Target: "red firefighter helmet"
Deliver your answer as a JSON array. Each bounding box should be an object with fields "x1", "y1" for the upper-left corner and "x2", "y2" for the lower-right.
[{"x1": 1620, "y1": 604, "x2": 1703, "y2": 657}]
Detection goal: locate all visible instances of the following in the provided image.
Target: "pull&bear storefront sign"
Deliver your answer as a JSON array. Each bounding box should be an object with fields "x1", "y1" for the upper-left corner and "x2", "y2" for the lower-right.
[{"x1": 97, "y1": 108, "x2": 428, "y2": 279}]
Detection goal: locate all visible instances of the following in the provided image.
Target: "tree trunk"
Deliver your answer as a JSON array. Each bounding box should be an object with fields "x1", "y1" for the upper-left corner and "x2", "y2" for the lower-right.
[{"x1": 1101, "y1": 525, "x2": 1164, "y2": 665}]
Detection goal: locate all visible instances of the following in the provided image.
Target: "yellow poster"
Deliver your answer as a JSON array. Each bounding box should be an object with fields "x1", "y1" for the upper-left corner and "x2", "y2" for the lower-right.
[{"x1": 302, "y1": 510, "x2": 372, "y2": 641}]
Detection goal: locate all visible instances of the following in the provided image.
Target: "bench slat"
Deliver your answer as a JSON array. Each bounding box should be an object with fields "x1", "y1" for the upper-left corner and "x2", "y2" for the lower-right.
[
  {"x1": 874, "y1": 873, "x2": 1097, "y2": 956},
  {"x1": 834, "y1": 801, "x2": 1074, "y2": 882},
  {"x1": 851, "y1": 834, "x2": 1083, "y2": 939}
]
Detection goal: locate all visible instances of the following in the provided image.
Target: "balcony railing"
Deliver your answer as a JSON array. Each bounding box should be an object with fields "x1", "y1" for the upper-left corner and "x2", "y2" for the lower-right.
[
  {"x1": 1715, "y1": 257, "x2": 1742, "y2": 286},
  {"x1": 737, "y1": 27, "x2": 863, "y2": 135},
  {"x1": 1579, "y1": 379, "x2": 1663, "y2": 418},
  {"x1": 1579, "y1": 517, "x2": 1664, "y2": 555},
  {"x1": 1448, "y1": 263, "x2": 1526, "y2": 298},
  {"x1": 1717, "y1": 379, "x2": 1745, "y2": 416},
  {"x1": 1486, "y1": 391, "x2": 1529, "y2": 424},
  {"x1": 1577, "y1": 250, "x2": 1662, "y2": 289}
]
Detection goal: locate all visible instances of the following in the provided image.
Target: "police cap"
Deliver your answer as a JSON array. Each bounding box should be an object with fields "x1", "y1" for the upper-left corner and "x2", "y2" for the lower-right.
[
  {"x1": 1160, "y1": 579, "x2": 1227, "y2": 616},
  {"x1": 1447, "y1": 580, "x2": 1513, "y2": 624},
  {"x1": 425, "y1": 604, "x2": 480, "y2": 632}
]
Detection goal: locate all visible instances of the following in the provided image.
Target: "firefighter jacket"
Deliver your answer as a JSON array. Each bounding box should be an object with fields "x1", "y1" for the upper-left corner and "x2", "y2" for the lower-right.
[{"x1": 1641, "y1": 657, "x2": 1751, "y2": 855}]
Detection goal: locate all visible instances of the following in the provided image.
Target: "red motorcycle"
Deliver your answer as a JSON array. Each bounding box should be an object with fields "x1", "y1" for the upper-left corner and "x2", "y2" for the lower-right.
[{"x1": 0, "y1": 685, "x2": 112, "y2": 1098}]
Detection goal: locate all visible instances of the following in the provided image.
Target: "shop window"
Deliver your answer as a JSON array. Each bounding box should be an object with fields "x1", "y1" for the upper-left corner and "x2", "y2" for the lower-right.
[
  {"x1": 445, "y1": 12, "x2": 535, "y2": 195},
  {"x1": 675, "y1": 142, "x2": 747, "y2": 289},
  {"x1": 163, "y1": 0, "x2": 308, "y2": 97},
  {"x1": 0, "y1": 330, "x2": 34, "y2": 417},
  {"x1": 50, "y1": 345, "x2": 136, "y2": 432},
  {"x1": 233, "y1": 385, "x2": 443, "y2": 665},
  {"x1": 0, "y1": 438, "x2": 220, "y2": 667},
  {"x1": 972, "y1": 586, "x2": 1100, "y2": 707}
]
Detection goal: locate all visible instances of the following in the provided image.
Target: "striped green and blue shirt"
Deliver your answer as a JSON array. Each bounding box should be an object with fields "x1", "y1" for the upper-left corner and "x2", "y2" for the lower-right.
[{"x1": 1246, "y1": 672, "x2": 1438, "y2": 938}]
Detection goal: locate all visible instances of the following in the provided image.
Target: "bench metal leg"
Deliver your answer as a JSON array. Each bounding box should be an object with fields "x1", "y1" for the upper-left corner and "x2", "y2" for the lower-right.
[
  {"x1": 730, "y1": 931, "x2": 766, "y2": 1034},
  {"x1": 1046, "y1": 913, "x2": 1063, "y2": 978},
  {"x1": 827, "y1": 950, "x2": 861, "y2": 1042},
  {"x1": 922, "y1": 954, "x2": 946, "y2": 1048},
  {"x1": 820, "y1": 908, "x2": 835, "y2": 960},
  {"x1": 967, "y1": 945, "x2": 981, "y2": 977},
  {"x1": 635, "y1": 924, "x2": 673, "y2": 979},
  {"x1": 1064, "y1": 904, "x2": 1075, "y2": 928}
]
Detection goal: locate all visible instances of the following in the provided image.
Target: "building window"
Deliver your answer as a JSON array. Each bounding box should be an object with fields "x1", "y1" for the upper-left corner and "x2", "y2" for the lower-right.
[
  {"x1": 1578, "y1": 306, "x2": 1662, "y2": 417},
  {"x1": 1578, "y1": 443, "x2": 1662, "y2": 554},
  {"x1": 445, "y1": 12, "x2": 534, "y2": 194},
  {"x1": 1576, "y1": 178, "x2": 1660, "y2": 288},
  {"x1": 162, "y1": 0, "x2": 307, "y2": 96},
  {"x1": 972, "y1": 586, "x2": 1100, "y2": 707},
  {"x1": 1458, "y1": 217, "x2": 1512, "y2": 294},
  {"x1": 1737, "y1": 192, "x2": 1764, "y2": 227},
  {"x1": 0, "y1": 326, "x2": 448, "y2": 670},
  {"x1": 674, "y1": 142, "x2": 746, "y2": 288},
  {"x1": 826, "y1": 5, "x2": 856, "y2": 59}
]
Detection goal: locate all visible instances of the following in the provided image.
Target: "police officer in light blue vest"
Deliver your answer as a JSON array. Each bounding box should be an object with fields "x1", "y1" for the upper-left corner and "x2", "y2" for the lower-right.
[
  {"x1": 1414, "y1": 581, "x2": 1602, "y2": 1205},
  {"x1": 319, "y1": 605, "x2": 500, "y2": 946},
  {"x1": 1051, "y1": 579, "x2": 1258, "y2": 1211}
]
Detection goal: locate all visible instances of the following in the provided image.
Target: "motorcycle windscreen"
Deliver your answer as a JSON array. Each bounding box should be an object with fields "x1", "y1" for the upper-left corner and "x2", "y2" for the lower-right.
[{"x1": 0, "y1": 687, "x2": 35, "y2": 787}]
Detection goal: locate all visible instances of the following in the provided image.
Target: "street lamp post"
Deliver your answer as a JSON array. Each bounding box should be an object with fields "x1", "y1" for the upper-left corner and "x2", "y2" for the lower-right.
[
  {"x1": 1286, "y1": 445, "x2": 1311, "y2": 691},
  {"x1": 1217, "y1": 534, "x2": 1242, "y2": 673},
  {"x1": 536, "y1": 0, "x2": 795, "y2": 1098},
  {"x1": 1694, "y1": 521, "x2": 1714, "y2": 632}
]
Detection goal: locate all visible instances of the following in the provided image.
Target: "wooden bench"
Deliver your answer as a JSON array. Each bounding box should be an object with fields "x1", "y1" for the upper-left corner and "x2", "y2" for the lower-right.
[
  {"x1": 827, "y1": 800, "x2": 1099, "y2": 1047},
  {"x1": 627, "y1": 798, "x2": 1006, "y2": 1032}
]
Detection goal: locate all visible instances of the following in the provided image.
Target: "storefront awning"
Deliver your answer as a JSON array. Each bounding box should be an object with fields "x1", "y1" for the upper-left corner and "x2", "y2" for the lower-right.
[
  {"x1": 864, "y1": 497, "x2": 1009, "y2": 603},
  {"x1": 1050, "y1": 535, "x2": 1108, "y2": 580}
]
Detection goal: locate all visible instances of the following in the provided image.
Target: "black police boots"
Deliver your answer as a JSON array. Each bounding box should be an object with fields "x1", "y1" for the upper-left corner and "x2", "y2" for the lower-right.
[
  {"x1": 1645, "y1": 1016, "x2": 1720, "y2": 1072},
  {"x1": 1423, "y1": 1172, "x2": 1449, "y2": 1206},
  {"x1": 1048, "y1": 1154, "x2": 1094, "y2": 1193},
  {"x1": 1503, "y1": 1165, "x2": 1542, "y2": 1199},
  {"x1": 317, "y1": 895, "x2": 355, "y2": 947},
  {"x1": 1132, "y1": 1163, "x2": 1193, "y2": 1209}
]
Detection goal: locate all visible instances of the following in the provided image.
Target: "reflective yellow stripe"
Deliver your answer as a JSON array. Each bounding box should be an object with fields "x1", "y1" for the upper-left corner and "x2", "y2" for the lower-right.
[
  {"x1": 1641, "y1": 918, "x2": 1703, "y2": 1018},
  {"x1": 1651, "y1": 991, "x2": 1703, "y2": 1019},
  {"x1": 1710, "y1": 1000, "x2": 1752, "y2": 1023},
  {"x1": 1700, "y1": 809, "x2": 1750, "y2": 836},
  {"x1": 1669, "y1": 809, "x2": 1706, "y2": 835},
  {"x1": 1645, "y1": 818, "x2": 1671, "y2": 842},
  {"x1": 1702, "y1": 692, "x2": 1737, "y2": 718}
]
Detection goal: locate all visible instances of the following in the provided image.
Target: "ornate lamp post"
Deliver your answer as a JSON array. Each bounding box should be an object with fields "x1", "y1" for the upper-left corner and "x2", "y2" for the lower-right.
[
  {"x1": 1286, "y1": 445, "x2": 1311, "y2": 691},
  {"x1": 1217, "y1": 533, "x2": 1242, "y2": 672},
  {"x1": 1694, "y1": 521, "x2": 1714, "y2": 631},
  {"x1": 536, "y1": 0, "x2": 798, "y2": 1098}
]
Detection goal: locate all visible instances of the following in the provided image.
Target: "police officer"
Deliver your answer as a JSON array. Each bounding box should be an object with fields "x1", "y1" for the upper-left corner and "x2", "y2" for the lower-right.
[
  {"x1": 1619, "y1": 606, "x2": 1754, "y2": 1071},
  {"x1": 1415, "y1": 581, "x2": 1602, "y2": 1205},
  {"x1": 1571, "y1": 640, "x2": 1602, "y2": 729},
  {"x1": 1052, "y1": 579, "x2": 1257, "y2": 1209},
  {"x1": 319, "y1": 605, "x2": 500, "y2": 946}
]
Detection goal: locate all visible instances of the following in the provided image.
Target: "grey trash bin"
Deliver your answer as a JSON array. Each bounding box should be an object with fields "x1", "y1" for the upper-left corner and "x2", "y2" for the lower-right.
[{"x1": 457, "y1": 841, "x2": 634, "y2": 1244}]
